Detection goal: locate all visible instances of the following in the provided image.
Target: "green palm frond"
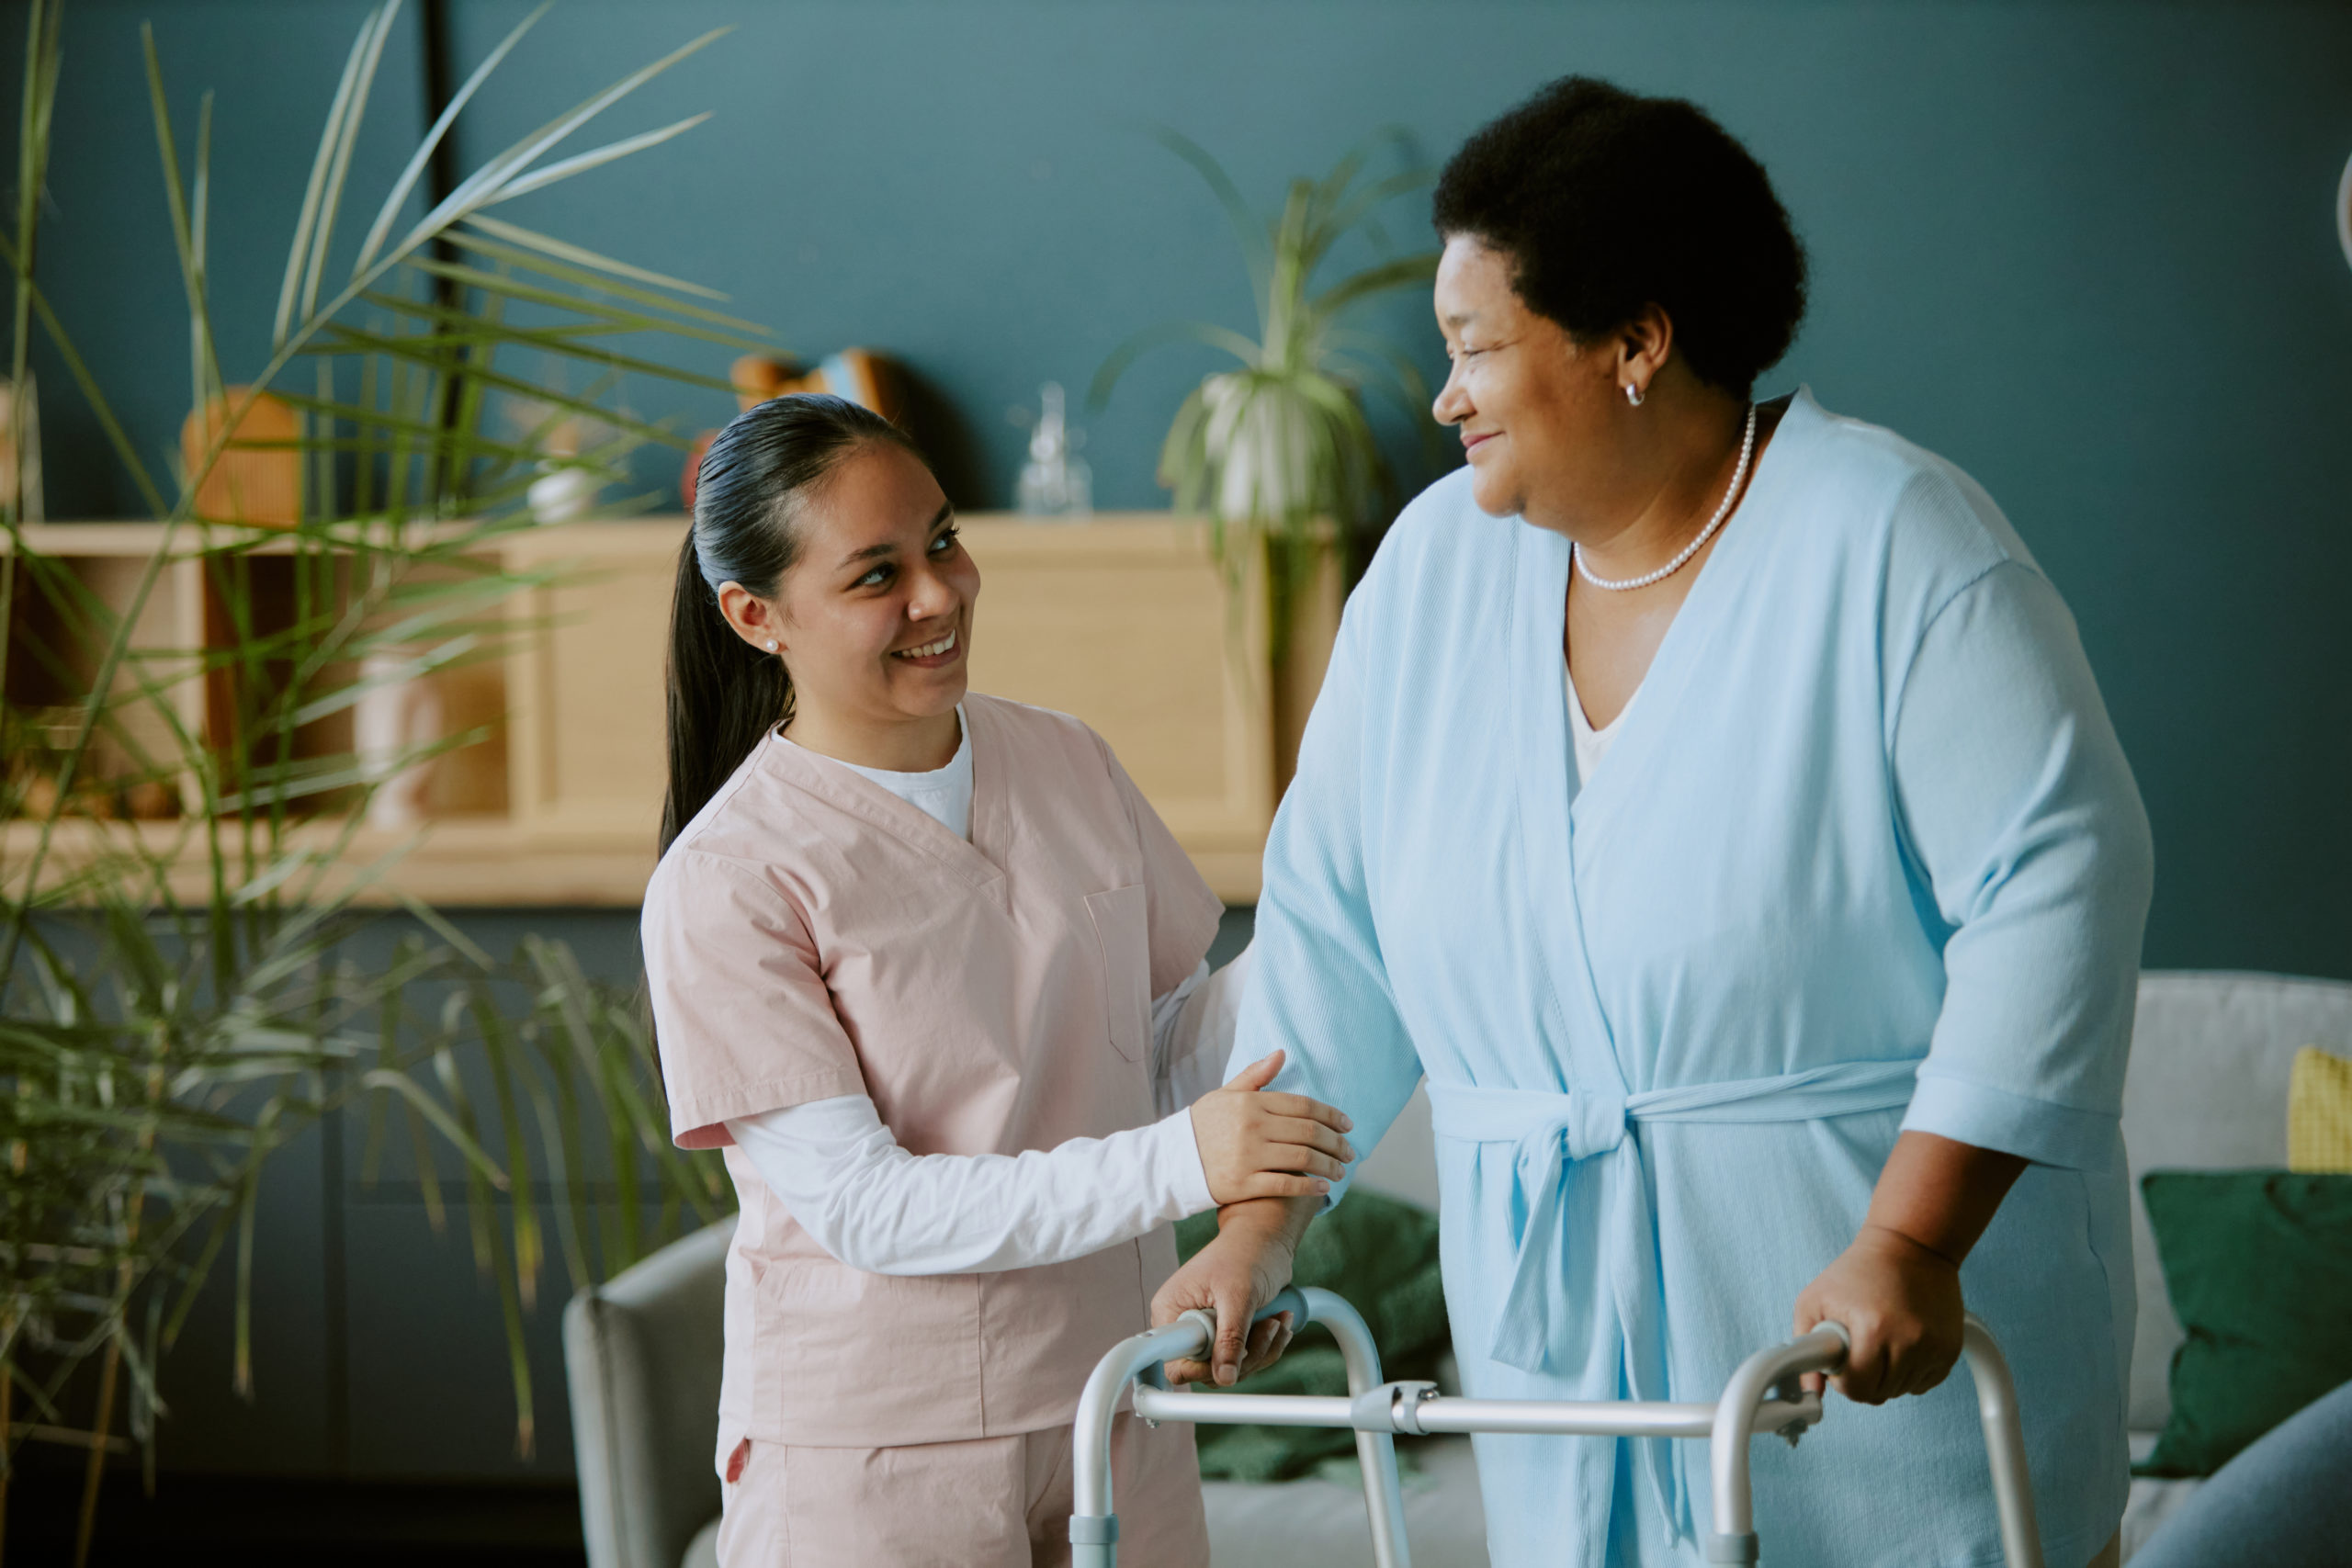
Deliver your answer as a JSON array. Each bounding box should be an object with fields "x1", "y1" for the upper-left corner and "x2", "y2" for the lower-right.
[{"x1": 4, "y1": 3, "x2": 749, "y2": 1529}]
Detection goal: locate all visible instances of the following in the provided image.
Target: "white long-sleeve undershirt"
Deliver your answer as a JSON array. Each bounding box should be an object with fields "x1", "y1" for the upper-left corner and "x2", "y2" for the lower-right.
[{"x1": 724, "y1": 725, "x2": 1250, "y2": 1276}]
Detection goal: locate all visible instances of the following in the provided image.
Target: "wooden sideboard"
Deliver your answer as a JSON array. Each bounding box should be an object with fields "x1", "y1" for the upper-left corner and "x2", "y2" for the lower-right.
[{"x1": 3, "y1": 514, "x2": 1338, "y2": 905}]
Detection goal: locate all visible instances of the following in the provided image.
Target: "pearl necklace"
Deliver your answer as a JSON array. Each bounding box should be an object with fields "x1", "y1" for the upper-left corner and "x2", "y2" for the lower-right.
[{"x1": 1573, "y1": 402, "x2": 1758, "y2": 592}]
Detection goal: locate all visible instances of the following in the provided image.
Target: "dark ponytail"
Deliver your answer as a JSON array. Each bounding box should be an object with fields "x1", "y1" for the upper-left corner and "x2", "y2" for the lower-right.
[{"x1": 661, "y1": 393, "x2": 922, "y2": 854}]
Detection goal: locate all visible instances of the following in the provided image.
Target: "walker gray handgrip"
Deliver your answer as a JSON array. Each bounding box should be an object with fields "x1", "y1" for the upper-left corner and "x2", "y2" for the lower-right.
[
  {"x1": 1255, "y1": 1286, "x2": 1308, "y2": 1324},
  {"x1": 1161, "y1": 1286, "x2": 1306, "y2": 1380}
]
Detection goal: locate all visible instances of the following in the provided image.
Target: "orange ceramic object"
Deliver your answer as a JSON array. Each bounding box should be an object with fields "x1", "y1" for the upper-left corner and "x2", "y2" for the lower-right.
[
  {"x1": 181, "y1": 387, "x2": 300, "y2": 528},
  {"x1": 727, "y1": 350, "x2": 906, "y2": 422}
]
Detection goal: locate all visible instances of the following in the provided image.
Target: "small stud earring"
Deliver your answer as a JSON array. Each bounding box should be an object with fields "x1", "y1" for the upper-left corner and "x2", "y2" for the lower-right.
[
  {"x1": 764, "y1": 640, "x2": 777, "y2": 651},
  {"x1": 1623, "y1": 382, "x2": 1645, "y2": 407}
]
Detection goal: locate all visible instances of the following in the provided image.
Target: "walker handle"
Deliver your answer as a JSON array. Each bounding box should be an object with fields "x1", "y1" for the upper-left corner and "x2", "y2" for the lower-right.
[
  {"x1": 1151, "y1": 1287, "x2": 1311, "y2": 1388},
  {"x1": 1256, "y1": 1286, "x2": 1309, "y2": 1325},
  {"x1": 1185, "y1": 1285, "x2": 1309, "y2": 1339},
  {"x1": 1705, "y1": 1313, "x2": 2044, "y2": 1567},
  {"x1": 1072, "y1": 1285, "x2": 1410, "y2": 1568}
]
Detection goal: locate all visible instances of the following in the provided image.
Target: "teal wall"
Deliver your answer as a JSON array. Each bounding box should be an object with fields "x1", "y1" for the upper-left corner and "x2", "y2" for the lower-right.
[
  {"x1": 10, "y1": 0, "x2": 2349, "y2": 981},
  {"x1": 6, "y1": 0, "x2": 2351, "y2": 1483}
]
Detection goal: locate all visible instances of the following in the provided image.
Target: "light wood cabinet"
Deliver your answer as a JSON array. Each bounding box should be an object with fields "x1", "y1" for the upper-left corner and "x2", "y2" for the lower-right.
[{"x1": 5, "y1": 515, "x2": 1338, "y2": 905}]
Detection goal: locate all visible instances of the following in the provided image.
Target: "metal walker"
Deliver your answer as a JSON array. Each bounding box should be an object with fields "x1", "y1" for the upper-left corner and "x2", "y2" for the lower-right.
[{"x1": 1069, "y1": 1286, "x2": 2045, "y2": 1568}]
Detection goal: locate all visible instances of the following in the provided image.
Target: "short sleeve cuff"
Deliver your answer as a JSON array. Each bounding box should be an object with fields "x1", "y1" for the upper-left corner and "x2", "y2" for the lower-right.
[
  {"x1": 670, "y1": 1067, "x2": 872, "y2": 1149},
  {"x1": 1901, "y1": 1069, "x2": 2120, "y2": 1170}
]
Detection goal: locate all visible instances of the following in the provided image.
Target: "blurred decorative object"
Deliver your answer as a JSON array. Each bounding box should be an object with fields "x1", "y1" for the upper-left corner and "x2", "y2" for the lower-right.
[
  {"x1": 2, "y1": 702, "x2": 182, "y2": 821},
  {"x1": 1091, "y1": 130, "x2": 1440, "y2": 651},
  {"x1": 812, "y1": 348, "x2": 902, "y2": 417},
  {"x1": 0, "y1": 5, "x2": 763, "y2": 1558},
  {"x1": 528, "y1": 463, "x2": 605, "y2": 523},
  {"x1": 729, "y1": 346, "x2": 906, "y2": 418},
  {"x1": 354, "y1": 649, "x2": 447, "y2": 829},
  {"x1": 680, "y1": 427, "x2": 718, "y2": 511},
  {"x1": 0, "y1": 370, "x2": 43, "y2": 521},
  {"x1": 119, "y1": 774, "x2": 177, "y2": 819},
  {"x1": 2337, "y1": 148, "x2": 2351, "y2": 273},
  {"x1": 509, "y1": 389, "x2": 626, "y2": 524},
  {"x1": 179, "y1": 385, "x2": 300, "y2": 527},
  {"x1": 1012, "y1": 381, "x2": 1092, "y2": 518},
  {"x1": 729, "y1": 352, "x2": 796, "y2": 410}
]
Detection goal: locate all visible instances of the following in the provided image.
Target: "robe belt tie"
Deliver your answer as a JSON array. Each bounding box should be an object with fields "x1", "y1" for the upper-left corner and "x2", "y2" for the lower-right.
[
  {"x1": 1424, "y1": 1058, "x2": 1923, "y2": 1534},
  {"x1": 1426, "y1": 1057, "x2": 1921, "y2": 1372}
]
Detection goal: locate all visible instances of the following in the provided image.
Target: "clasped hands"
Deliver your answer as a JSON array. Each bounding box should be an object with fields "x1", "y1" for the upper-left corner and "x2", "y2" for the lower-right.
[{"x1": 1160, "y1": 1048, "x2": 1354, "y2": 1387}]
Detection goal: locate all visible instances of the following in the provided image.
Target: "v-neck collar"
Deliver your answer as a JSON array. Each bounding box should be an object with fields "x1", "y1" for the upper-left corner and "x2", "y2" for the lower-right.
[
  {"x1": 1504, "y1": 388, "x2": 1823, "y2": 1086},
  {"x1": 1556, "y1": 387, "x2": 1822, "y2": 861},
  {"x1": 758, "y1": 698, "x2": 1010, "y2": 901}
]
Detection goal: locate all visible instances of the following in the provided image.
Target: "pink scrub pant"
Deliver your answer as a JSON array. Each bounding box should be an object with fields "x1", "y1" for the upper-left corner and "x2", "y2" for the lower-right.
[{"x1": 715, "y1": 1417, "x2": 1208, "y2": 1567}]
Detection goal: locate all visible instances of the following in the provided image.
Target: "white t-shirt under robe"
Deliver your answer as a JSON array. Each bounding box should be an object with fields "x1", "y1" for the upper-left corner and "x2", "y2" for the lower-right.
[{"x1": 1565, "y1": 662, "x2": 1634, "y2": 784}]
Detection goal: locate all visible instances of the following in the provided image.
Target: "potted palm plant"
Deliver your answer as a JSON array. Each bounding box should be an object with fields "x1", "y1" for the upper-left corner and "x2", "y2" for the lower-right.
[
  {"x1": 1092, "y1": 130, "x2": 1442, "y2": 666},
  {"x1": 0, "y1": 5, "x2": 745, "y2": 1560}
]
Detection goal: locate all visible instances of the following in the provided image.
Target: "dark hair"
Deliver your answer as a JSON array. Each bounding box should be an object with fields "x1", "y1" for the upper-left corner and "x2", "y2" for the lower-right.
[
  {"x1": 1431, "y1": 75, "x2": 1807, "y2": 397},
  {"x1": 661, "y1": 393, "x2": 922, "y2": 854}
]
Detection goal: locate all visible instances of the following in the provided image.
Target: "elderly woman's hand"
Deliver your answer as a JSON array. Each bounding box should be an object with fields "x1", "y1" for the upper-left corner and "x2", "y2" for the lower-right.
[
  {"x1": 1792, "y1": 1129, "x2": 2027, "y2": 1404},
  {"x1": 1791, "y1": 1224, "x2": 1966, "y2": 1404},
  {"x1": 1150, "y1": 1196, "x2": 1317, "y2": 1387}
]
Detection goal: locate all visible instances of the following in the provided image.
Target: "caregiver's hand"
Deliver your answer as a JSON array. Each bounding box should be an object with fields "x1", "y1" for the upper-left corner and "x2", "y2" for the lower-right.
[
  {"x1": 1189, "y1": 1050, "x2": 1357, "y2": 1204},
  {"x1": 1151, "y1": 1196, "x2": 1317, "y2": 1387},
  {"x1": 1792, "y1": 1129, "x2": 2027, "y2": 1405}
]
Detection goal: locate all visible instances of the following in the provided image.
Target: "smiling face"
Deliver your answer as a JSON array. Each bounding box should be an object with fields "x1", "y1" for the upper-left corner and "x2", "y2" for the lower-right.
[
  {"x1": 1431, "y1": 233, "x2": 1634, "y2": 534},
  {"x1": 716, "y1": 440, "x2": 977, "y2": 767}
]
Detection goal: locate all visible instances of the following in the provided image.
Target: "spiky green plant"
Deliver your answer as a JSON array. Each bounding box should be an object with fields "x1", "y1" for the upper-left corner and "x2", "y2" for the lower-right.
[
  {"x1": 1091, "y1": 130, "x2": 1442, "y2": 647},
  {"x1": 0, "y1": 4, "x2": 751, "y2": 1560}
]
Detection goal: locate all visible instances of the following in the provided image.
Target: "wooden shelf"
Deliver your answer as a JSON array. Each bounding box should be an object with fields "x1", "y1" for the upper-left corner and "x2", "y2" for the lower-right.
[{"x1": 6, "y1": 514, "x2": 1338, "y2": 906}]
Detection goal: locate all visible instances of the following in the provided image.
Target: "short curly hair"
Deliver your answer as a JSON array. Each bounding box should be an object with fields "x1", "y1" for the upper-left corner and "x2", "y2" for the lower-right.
[{"x1": 1432, "y1": 76, "x2": 1807, "y2": 397}]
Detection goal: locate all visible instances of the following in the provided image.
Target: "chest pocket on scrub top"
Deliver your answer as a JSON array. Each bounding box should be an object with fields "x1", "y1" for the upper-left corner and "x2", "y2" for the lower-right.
[{"x1": 1083, "y1": 886, "x2": 1151, "y2": 1062}]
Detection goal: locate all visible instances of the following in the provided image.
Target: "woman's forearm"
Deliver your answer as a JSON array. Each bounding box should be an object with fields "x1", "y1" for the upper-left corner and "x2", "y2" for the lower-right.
[
  {"x1": 1793, "y1": 1131, "x2": 2030, "y2": 1404},
  {"x1": 729, "y1": 1096, "x2": 1212, "y2": 1275},
  {"x1": 1218, "y1": 1191, "x2": 1322, "y2": 1247},
  {"x1": 1860, "y1": 1130, "x2": 2027, "y2": 1266}
]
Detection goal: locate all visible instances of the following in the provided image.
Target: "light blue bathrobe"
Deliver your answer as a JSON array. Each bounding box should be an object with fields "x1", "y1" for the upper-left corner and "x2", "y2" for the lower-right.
[{"x1": 1233, "y1": 389, "x2": 2154, "y2": 1567}]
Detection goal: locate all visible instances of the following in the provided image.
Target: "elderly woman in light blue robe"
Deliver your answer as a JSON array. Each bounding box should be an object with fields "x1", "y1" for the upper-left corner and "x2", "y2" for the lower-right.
[{"x1": 1154, "y1": 77, "x2": 2152, "y2": 1568}]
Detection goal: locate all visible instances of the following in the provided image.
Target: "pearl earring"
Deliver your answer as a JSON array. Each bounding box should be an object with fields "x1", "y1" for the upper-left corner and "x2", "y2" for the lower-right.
[
  {"x1": 764, "y1": 640, "x2": 777, "y2": 651},
  {"x1": 1623, "y1": 382, "x2": 1645, "y2": 407}
]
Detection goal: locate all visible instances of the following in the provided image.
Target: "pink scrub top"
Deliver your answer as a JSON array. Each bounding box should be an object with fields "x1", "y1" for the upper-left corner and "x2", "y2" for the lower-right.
[{"x1": 642, "y1": 693, "x2": 1223, "y2": 1452}]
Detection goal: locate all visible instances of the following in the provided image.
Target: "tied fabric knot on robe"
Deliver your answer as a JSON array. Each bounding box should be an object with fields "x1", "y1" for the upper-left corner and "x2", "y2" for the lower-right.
[{"x1": 1424, "y1": 1056, "x2": 1922, "y2": 1538}]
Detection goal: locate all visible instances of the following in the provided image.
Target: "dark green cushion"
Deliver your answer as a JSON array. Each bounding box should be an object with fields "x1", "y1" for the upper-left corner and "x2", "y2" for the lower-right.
[
  {"x1": 1173, "y1": 1189, "x2": 1450, "y2": 1482},
  {"x1": 2135, "y1": 1170, "x2": 2352, "y2": 1479}
]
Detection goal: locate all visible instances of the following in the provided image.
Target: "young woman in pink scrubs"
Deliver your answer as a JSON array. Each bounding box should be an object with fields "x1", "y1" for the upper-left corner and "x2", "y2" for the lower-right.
[{"x1": 642, "y1": 394, "x2": 1351, "y2": 1567}]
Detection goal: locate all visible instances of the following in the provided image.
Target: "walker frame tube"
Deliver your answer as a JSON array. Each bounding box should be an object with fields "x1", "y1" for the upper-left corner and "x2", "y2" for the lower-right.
[
  {"x1": 1703, "y1": 1314, "x2": 2042, "y2": 1566},
  {"x1": 1070, "y1": 1299, "x2": 2045, "y2": 1568},
  {"x1": 1069, "y1": 1286, "x2": 1409, "y2": 1568}
]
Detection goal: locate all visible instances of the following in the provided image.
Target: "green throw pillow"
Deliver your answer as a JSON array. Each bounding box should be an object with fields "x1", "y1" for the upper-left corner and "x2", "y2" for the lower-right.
[
  {"x1": 2135, "y1": 1170, "x2": 2352, "y2": 1478},
  {"x1": 1172, "y1": 1189, "x2": 1450, "y2": 1483}
]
